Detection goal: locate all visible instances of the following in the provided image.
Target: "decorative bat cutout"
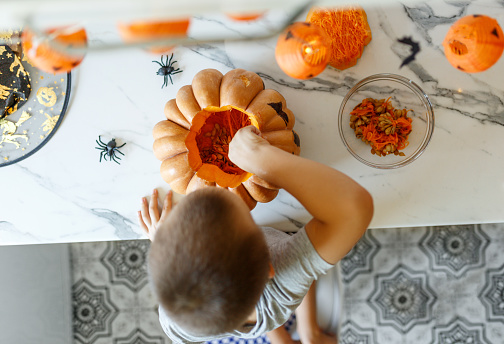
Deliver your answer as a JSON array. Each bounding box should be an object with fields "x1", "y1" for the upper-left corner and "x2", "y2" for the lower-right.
[{"x1": 397, "y1": 36, "x2": 420, "y2": 68}]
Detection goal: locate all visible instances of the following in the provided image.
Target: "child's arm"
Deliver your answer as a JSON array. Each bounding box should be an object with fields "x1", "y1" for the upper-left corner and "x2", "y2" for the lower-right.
[{"x1": 229, "y1": 126, "x2": 373, "y2": 265}]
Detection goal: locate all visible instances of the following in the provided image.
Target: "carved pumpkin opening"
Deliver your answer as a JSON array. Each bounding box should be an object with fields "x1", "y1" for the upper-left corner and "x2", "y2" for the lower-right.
[
  {"x1": 186, "y1": 105, "x2": 259, "y2": 188},
  {"x1": 449, "y1": 40, "x2": 469, "y2": 55}
]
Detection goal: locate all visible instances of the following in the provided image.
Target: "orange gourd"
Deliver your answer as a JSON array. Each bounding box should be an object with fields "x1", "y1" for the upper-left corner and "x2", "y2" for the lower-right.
[
  {"x1": 443, "y1": 14, "x2": 504, "y2": 73},
  {"x1": 152, "y1": 68, "x2": 301, "y2": 210},
  {"x1": 22, "y1": 26, "x2": 87, "y2": 74},
  {"x1": 306, "y1": 6, "x2": 372, "y2": 70},
  {"x1": 117, "y1": 19, "x2": 191, "y2": 53},
  {"x1": 275, "y1": 22, "x2": 331, "y2": 80}
]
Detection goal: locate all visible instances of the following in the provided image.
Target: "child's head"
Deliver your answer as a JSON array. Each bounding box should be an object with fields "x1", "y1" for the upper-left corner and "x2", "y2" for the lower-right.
[{"x1": 148, "y1": 187, "x2": 271, "y2": 336}]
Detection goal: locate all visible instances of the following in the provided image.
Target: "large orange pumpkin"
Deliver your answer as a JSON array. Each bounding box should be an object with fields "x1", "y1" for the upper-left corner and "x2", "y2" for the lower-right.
[
  {"x1": 152, "y1": 68, "x2": 301, "y2": 210},
  {"x1": 443, "y1": 14, "x2": 504, "y2": 73}
]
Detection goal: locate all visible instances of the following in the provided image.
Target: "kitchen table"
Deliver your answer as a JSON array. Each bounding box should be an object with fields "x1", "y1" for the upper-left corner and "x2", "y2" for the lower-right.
[{"x1": 1, "y1": 0, "x2": 503, "y2": 245}]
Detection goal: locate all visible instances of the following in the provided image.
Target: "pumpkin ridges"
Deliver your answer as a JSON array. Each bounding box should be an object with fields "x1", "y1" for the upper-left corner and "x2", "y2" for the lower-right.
[
  {"x1": 160, "y1": 153, "x2": 195, "y2": 194},
  {"x1": 153, "y1": 120, "x2": 189, "y2": 161},
  {"x1": 228, "y1": 184, "x2": 257, "y2": 210},
  {"x1": 153, "y1": 135, "x2": 188, "y2": 161},
  {"x1": 186, "y1": 175, "x2": 216, "y2": 194},
  {"x1": 220, "y1": 69, "x2": 264, "y2": 110},
  {"x1": 248, "y1": 175, "x2": 280, "y2": 190},
  {"x1": 262, "y1": 129, "x2": 301, "y2": 155},
  {"x1": 242, "y1": 179, "x2": 280, "y2": 203},
  {"x1": 155, "y1": 68, "x2": 301, "y2": 206},
  {"x1": 176, "y1": 85, "x2": 201, "y2": 124},
  {"x1": 192, "y1": 69, "x2": 224, "y2": 109},
  {"x1": 153, "y1": 120, "x2": 188, "y2": 140},
  {"x1": 246, "y1": 89, "x2": 290, "y2": 132},
  {"x1": 164, "y1": 99, "x2": 190, "y2": 129}
]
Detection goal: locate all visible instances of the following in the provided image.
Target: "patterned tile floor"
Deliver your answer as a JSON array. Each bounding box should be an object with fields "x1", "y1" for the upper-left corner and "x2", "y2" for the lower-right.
[{"x1": 70, "y1": 223, "x2": 504, "y2": 344}]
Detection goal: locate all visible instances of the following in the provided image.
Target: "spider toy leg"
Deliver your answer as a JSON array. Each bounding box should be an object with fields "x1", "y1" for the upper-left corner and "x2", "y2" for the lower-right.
[
  {"x1": 172, "y1": 69, "x2": 183, "y2": 75},
  {"x1": 98, "y1": 150, "x2": 105, "y2": 163},
  {"x1": 116, "y1": 142, "x2": 126, "y2": 149},
  {"x1": 167, "y1": 53, "x2": 174, "y2": 66},
  {"x1": 96, "y1": 136, "x2": 107, "y2": 148},
  {"x1": 111, "y1": 153, "x2": 122, "y2": 164},
  {"x1": 168, "y1": 74, "x2": 173, "y2": 85}
]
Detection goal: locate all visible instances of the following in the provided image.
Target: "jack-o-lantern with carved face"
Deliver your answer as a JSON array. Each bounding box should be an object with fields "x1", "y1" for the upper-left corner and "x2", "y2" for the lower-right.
[{"x1": 152, "y1": 68, "x2": 301, "y2": 210}]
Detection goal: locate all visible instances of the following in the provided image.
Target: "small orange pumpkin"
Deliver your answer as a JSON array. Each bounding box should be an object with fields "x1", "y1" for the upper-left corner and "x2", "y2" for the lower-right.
[
  {"x1": 117, "y1": 19, "x2": 190, "y2": 53},
  {"x1": 152, "y1": 68, "x2": 300, "y2": 209},
  {"x1": 275, "y1": 22, "x2": 331, "y2": 80},
  {"x1": 22, "y1": 26, "x2": 87, "y2": 74},
  {"x1": 443, "y1": 14, "x2": 504, "y2": 73}
]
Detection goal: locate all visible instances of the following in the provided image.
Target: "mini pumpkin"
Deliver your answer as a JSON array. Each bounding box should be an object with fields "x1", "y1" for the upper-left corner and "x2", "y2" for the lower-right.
[
  {"x1": 152, "y1": 68, "x2": 301, "y2": 210},
  {"x1": 22, "y1": 26, "x2": 87, "y2": 74},
  {"x1": 443, "y1": 14, "x2": 504, "y2": 73},
  {"x1": 275, "y1": 22, "x2": 331, "y2": 80}
]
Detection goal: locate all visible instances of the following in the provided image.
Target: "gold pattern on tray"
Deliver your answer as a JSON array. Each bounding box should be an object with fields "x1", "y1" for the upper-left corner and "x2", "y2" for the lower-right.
[
  {"x1": 36, "y1": 86, "x2": 57, "y2": 107},
  {"x1": 0, "y1": 84, "x2": 11, "y2": 100},
  {"x1": 42, "y1": 113, "x2": 59, "y2": 132},
  {"x1": 0, "y1": 111, "x2": 30, "y2": 149}
]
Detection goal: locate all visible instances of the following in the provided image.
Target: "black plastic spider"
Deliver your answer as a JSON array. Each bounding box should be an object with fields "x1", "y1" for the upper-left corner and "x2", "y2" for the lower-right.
[
  {"x1": 153, "y1": 53, "x2": 183, "y2": 88},
  {"x1": 95, "y1": 136, "x2": 126, "y2": 164}
]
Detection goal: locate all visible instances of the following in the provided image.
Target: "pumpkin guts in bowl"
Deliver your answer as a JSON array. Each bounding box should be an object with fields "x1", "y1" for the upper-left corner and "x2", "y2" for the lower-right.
[
  {"x1": 350, "y1": 97, "x2": 412, "y2": 157},
  {"x1": 338, "y1": 73, "x2": 434, "y2": 169}
]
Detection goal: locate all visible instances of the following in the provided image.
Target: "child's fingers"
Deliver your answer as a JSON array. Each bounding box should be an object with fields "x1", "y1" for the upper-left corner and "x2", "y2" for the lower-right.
[
  {"x1": 149, "y1": 189, "x2": 160, "y2": 224},
  {"x1": 159, "y1": 190, "x2": 173, "y2": 223},
  {"x1": 137, "y1": 211, "x2": 149, "y2": 234},
  {"x1": 140, "y1": 197, "x2": 152, "y2": 227}
]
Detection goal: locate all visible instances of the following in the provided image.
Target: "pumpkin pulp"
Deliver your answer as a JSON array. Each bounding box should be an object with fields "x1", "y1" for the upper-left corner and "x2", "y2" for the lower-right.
[{"x1": 186, "y1": 106, "x2": 259, "y2": 188}]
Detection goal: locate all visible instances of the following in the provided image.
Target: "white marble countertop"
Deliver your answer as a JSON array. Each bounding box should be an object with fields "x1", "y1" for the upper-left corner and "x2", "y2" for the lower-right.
[{"x1": 1, "y1": 0, "x2": 504, "y2": 245}]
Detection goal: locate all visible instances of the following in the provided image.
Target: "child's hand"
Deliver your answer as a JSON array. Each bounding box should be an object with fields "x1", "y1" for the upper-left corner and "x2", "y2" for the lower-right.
[
  {"x1": 138, "y1": 189, "x2": 173, "y2": 241},
  {"x1": 229, "y1": 125, "x2": 270, "y2": 173}
]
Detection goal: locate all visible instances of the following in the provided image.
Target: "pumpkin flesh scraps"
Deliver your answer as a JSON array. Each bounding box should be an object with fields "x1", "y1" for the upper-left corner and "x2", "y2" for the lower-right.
[
  {"x1": 196, "y1": 108, "x2": 250, "y2": 174},
  {"x1": 307, "y1": 6, "x2": 372, "y2": 70},
  {"x1": 350, "y1": 98, "x2": 412, "y2": 157},
  {"x1": 186, "y1": 106, "x2": 258, "y2": 188}
]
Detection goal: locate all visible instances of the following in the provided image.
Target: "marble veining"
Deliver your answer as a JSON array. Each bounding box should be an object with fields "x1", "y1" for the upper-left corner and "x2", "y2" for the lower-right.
[{"x1": 1, "y1": 0, "x2": 504, "y2": 245}]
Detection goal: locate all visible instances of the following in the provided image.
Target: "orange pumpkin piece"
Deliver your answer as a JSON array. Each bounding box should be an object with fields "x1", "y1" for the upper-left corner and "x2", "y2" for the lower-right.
[
  {"x1": 152, "y1": 68, "x2": 301, "y2": 210},
  {"x1": 22, "y1": 26, "x2": 87, "y2": 74},
  {"x1": 226, "y1": 12, "x2": 264, "y2": 21},
  {"x1": 306, "y1": 6, "x2": 372, "y2": 70},
  {"x1": 443, "y1": 14, "x2": 504, "y2": 73},
  {"x1": 275, "y1": 22, "x2": 331, "y2": 80},
  {"x1": 117, "y1": 19, "x2": 190, "y2": 53}
]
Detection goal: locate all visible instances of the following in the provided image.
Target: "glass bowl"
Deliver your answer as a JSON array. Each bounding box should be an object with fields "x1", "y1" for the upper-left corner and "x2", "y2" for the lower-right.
[{"x1": 338, "y1": 73, "x2": 434, "y2": 169}]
